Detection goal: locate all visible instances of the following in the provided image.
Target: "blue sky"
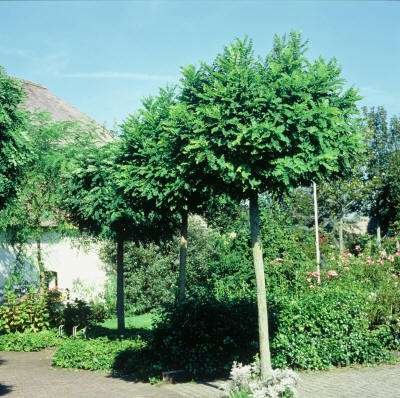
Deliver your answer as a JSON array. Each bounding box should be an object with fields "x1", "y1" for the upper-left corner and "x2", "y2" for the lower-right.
[{"x1": 1, "y1": 1, "x2": 399, "y2": 128}]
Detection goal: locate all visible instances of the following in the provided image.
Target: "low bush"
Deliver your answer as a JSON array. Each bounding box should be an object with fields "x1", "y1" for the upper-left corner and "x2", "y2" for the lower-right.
[
  {"x1": 151, "y1": 299, "x2": 258, "y2": 378},
  {"x1": 0, "y1": 330, "x2": 61, "y2": 351},
  {"x1": 62, "y1": 299, "x2": 106, "y2": 334},
  {"x1": 0, "y1": 292, "x2": 49, "y2": 333},
  {"x1": 270, "y1": 288, "x2": 392, "y2": 369},
  {"x1": 52, "y1": 336, "x2": 146, "y2": 371},
  {"x1": 149, "y1": 285, "x2": 396, "y2": 378}
]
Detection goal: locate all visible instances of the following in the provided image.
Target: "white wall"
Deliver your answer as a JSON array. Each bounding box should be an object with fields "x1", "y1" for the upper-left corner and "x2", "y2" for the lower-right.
[{"x1": 0, "y1": 235, "x2": 107, "y2": 300}]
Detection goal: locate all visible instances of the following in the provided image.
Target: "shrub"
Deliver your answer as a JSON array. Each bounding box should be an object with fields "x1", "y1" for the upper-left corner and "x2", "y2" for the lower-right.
[
  {"x1": 270, "y1": 288, "x2": 392, "y2": 369},
  {"x1": 62, "y1": 299, "x2": 106, "y2": 334},
  {"x1": 46, "y1": 288, "x2": 65, "y2": 327},
  {"x1": 149, "y1": 285, "x2": 395, "y2": 379},
  {"x1": 0, "y1": 330, "x2": 61, "y2": 351},
  {"x1": 151, "y1": 299, "x2": 258, "y2": 378},
  {"x1": 52, "y1": 336, "x2": 146, "y2": 371},
  {"x1": 0, "y1": 292, "x2": 49, "y2": 333}
]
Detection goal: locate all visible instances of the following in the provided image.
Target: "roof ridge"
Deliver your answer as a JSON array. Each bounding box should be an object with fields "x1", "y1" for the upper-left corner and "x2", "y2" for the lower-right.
[{"x1": 21, "y1": 79, "x2": 47, "y2": 90}]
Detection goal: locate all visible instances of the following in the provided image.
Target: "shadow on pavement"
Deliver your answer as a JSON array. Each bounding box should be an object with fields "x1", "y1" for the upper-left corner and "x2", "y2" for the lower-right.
[{"x1": 0, "y1": 383, "x2": 12, "y2": 396}]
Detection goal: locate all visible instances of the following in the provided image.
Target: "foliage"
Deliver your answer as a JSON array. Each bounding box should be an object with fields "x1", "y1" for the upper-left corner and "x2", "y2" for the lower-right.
[
  {"x1": 0, "y1": 292, "x2": 49, "y2": 333},
  {"x1": 52, "y1": 336, "x2": 146, "y2": 371},
  {"x1": 62, "y1": 299, "x2": 106, "y2": 334},
  {"x1": 0, "y1": 66, "x2": 28, "y2": 210},
  {"x1": 225, "y1": 360, "x2": 299, "y2": 398},
  {"x1": 270, "y1": 288, "x2": 392, "y2": 369},
  {"x1": 101, "y1": 199, "x2": 316, "y2": 313},
  {"x1": 101, "y1": 214, "x2": 226, "y2": 314},
  {"x1": 179, "y1": 33, "x2": 362, "y2": 198},
  {"x1": 377, "y1": 150, "x2": 400, "y2": 235},
  {"x1": 151, "y1": 299, "x2": 258, "y2": 378},
  {"x1": 362, "y1": 107, "x2": 400, "y2": 230},
  {"x1": 0, "y1": 329, "x2": 61, "y2": 351}
]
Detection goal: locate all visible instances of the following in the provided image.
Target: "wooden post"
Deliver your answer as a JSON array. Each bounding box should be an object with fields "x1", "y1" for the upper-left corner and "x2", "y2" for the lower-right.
[
  {"x1": 116, "y1": 238, "x2": 125, "y2": 334},
  {"x1": 312, "y1": 182, "x2": 321, "y2": 284},
  {"x1": 249, "y1": 192, "x2": 272, "y2": 381}
]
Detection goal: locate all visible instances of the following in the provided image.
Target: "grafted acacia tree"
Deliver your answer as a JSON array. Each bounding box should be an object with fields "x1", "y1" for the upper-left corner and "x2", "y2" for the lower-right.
[
  {"x1": 2, "y1": 113, "x2": 97, "y2": 292},
  {"x1": 119, "y1": 88, "x2": 213, "y2": 302},
  {"x1": 0, "y1": 67, "x2": 28, "y2": 210},
  {"x1": 179, "y1": 33, "x2": 362, "y2": 379},
  {"x1": 62, "y1": 142, "x2": 176, "y2": 333}
]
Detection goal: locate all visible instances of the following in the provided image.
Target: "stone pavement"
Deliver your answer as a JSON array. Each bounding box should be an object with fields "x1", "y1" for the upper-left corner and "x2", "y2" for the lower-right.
[
  {"x1": 298, "y1": 364, "x2": 400, "y2": 398},
  {"x1": 1, "y1": 350, "x2": 400, "y2": 397},
  {"x1": 0, "y1": 350, "x2": 224, "y2": 398}
]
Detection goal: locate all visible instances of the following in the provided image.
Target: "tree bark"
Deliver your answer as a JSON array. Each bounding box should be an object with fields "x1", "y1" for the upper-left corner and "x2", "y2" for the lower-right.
[
  {"x1": 249, "y1": 192, "x2": 272, "y2": 381},
  {"x1": 338, "y1": 216, "x2": 344, "y2": 254},
  {"x1": 312, "y1": 182, "x2": 321, "y2": 284},
  {"x1": 178, "y1": 210, "x2": 188, "y2": 304},
  {"x1": 116, "y1": 238, "x2": 125, "y2": 335},
  {"x1": 36, "y1": 239, "x2": 47, "y2": 293}
]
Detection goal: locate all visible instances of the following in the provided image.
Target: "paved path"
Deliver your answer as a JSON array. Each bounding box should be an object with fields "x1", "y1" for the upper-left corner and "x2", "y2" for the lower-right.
[
  {"x1": 0, "y1": 350, "x2": 224, "y2": 398},
  {"x1": 1, "y1": 350, "x2": 400, "y2": 397},
  {"x1": 298, "y1": 364, "x2": 400, "y2": 398}
]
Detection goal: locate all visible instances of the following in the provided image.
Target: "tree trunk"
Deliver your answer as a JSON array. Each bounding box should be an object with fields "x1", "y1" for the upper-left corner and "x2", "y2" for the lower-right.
[
  {"x1": 36, "y1": 239, "x2": 47, "y2": 293},
  {"x1": 338, "y1": 216, "x2": 344, "y2": 254},
  {"x1": 249, "y1": 192, "x2": 272, "y2": 381},
  {"x1": 396, "y1": 238, "x2": 400, "y2": 252},
  {"x1": 376, "y1": 220, "x2": 382, "y2": 248},
  {"x1": 116, "y1": 238, "x2": 125, "y2": 335},
  {"x1": 178, "y1": 210, "x2": 188, "y2": 304},
  {"x1": 312, "y1": 182, "x2": 321, "y2": 284}
]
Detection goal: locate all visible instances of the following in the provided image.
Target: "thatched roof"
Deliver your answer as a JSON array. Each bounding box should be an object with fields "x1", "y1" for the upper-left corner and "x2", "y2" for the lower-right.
[{"x1": 21, "y1": 80, "x2": 112, "y2": 142}]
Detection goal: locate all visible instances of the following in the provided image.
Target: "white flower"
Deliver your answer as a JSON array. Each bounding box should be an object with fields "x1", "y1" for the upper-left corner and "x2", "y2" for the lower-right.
[{"x1": 224, "y1": 361, "x2": 299, "y2": 397}]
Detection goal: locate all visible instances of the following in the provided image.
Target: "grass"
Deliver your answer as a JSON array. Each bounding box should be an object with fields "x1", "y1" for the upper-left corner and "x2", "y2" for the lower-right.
[
  {"x1": 100, "y1": 313, "x2": 154, "y2": 331},
  {"x1": 88, "y1": 313, "x2": 154, "y2": 339}
]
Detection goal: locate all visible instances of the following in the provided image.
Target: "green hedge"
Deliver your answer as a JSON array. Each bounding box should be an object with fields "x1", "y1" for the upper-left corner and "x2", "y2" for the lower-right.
[
  {"x1": 52, "y1": 336, "x2": 146, "y2": 371},
  {"x1": 0, "y1": 330, "x2": 61, "y2": 351},
  {"x1": 148, "y1": 287, "x2": 395, "y2": 378},
  {"x1": 270, "y1": 288, "x2": 393, "y2": 369}
]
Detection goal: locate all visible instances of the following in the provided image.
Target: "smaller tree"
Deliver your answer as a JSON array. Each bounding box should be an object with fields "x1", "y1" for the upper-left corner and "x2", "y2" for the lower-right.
[
  {"x1": 62, "y1": 142, "x2": 176, "y2": 333},
  {"x1": 0, "y1": 66, "x2": 28, "y2": 211},
  {"x1": 179, "y1": 33, "x2": 362, "y2": 380},
  {"x1": 120, "y1": 88, "x2": 215, "y2": 303},
  {"x1": 1, "y1": 113, "x2": 97, "y2": 292}
]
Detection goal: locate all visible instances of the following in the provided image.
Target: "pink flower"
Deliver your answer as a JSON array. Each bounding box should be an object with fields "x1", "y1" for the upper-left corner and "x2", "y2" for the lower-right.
[
  {"x1": 355, "y1": 245, "x2": 361, "y2": 252},
  {"x1": 307, "y1": 271, "x2": 320, "y2": 279},
  {"x1": 395, "y1": 251, "x2": 400, "y2": 257},
  {"x1": 379, "y1": 259, "x2": 384, "y2": 265},
  {"x1": 327, "y1": 270, "x2": 338, "y2": 278},
  {"x1": 367, "y1": 257, "x2": 374, "y2": 265},
  {"x1": 388, "y1": 255, "x2": 395, "y2": 262}
]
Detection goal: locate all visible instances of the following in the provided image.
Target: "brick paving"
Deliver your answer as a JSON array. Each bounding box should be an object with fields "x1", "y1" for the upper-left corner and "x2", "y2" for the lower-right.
[
  {"x1": 298, "y1": 364, "x2": 400, "y2": 398},
  {"x1": 0, "y1": 350, "x2": 224, "y2": 398},
  {"x1": 1, "y1": 350, "x2": 400, "y2": 397}
]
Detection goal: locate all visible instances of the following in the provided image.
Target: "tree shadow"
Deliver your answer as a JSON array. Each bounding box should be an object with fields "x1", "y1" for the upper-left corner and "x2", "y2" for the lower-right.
[
  {"x1": 108, "y1": 298, "x2": 259, "y2": 383},
  {"x1": 0, "y1": 384, "x2": 12, "y2": 396},
  {"x1": 87, "y1": 324, "x2": 153, "y2": 340}
]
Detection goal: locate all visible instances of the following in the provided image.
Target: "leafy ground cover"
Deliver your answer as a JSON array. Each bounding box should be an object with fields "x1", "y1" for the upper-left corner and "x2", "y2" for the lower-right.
[{"x1": 0, "y1": 330, "x2": 61, "y2": 351}]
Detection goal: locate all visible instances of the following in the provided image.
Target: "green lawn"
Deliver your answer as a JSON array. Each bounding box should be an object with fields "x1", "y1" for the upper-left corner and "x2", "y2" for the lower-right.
[{"x1": 99, "y1": 313, "x2": 154, "y2": 331}]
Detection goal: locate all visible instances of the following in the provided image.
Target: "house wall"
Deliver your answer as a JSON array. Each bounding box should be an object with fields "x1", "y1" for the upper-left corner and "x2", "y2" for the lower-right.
[{"x1": 0, "y1": 235, "x2": 107, "y2": 301}]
